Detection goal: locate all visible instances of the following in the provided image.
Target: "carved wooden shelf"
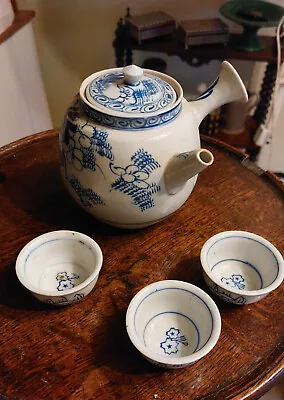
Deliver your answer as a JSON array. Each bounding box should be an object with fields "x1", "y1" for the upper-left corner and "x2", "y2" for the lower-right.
[
  {"x1": 120, "y1": 32, "x2": 278, "y2": 151},
  {"x1": 129, "y1": 33, "x2": 278, "y2": 64}
]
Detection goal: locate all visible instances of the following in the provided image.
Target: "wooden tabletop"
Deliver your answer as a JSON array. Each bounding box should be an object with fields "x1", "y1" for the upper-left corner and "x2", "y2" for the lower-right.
[{"x1": 0, "y1": 130, "x2": 283, "y2": 400}]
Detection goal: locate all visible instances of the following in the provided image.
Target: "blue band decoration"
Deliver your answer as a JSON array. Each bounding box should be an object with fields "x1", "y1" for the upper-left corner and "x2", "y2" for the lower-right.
[
  {"x1": 194, "y1": 77, "x2": 219, "y2": 101},
  {"x1": 81, "y1": 100, "x2": 182, "y2": 130}
]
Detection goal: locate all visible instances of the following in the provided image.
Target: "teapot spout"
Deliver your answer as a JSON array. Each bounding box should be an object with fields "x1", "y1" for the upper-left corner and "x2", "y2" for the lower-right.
[
  {"x1": 164, "y1": 149, "x2": 214, "y2": 195},
  {"x1": 190, "y1": 61, "x2": 248, "y2": 125}
]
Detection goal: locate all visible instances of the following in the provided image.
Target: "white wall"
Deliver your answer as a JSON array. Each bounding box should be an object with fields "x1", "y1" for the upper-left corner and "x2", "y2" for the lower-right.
[
  {"x1": 16, "y1": 0, "x2": 284, "y2": 172},
  {"x1": 16, "y1": 0, "x2": 257, "y2": 128},
  {"x1": 0, "y1": 0, "x2": 14, "y2": 34},
  {"x1": 0, "y1": 22, "x2": 52, "y2": 146}
]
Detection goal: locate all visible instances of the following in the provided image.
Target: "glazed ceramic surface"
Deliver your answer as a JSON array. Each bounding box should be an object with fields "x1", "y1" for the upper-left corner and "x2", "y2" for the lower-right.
[
  {"x1": 59, "y1": 62, "x2": 247, "y2": 228},
  {"x1": 16, "y1": 230, "x2": 103, "y2": 306},
  {"x1": 126, "y1": 280, "x2": 221, "y2": 368},
  {"x1": 200, "y1": 231, "x2": 284, "y2": 305}
]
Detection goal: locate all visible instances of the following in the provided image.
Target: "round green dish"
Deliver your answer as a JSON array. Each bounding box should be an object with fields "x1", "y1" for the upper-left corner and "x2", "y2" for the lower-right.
[{"x1": 220, "y1": 0, "x2": 284, "y2": 51}]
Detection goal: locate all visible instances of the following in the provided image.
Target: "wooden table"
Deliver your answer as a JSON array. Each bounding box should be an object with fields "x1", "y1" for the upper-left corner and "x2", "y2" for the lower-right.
[{"x1": 0, "y1": 130, "x2": 283, "y2": 400}]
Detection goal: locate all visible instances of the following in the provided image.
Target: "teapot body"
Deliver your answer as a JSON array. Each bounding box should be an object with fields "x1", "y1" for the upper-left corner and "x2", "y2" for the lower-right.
[
  {"x1": 59, "y1": 96, "x2": 200, "y2": 229},
  {"x1": 59, "y1": 62, "x2": 247, "y2": 228}
]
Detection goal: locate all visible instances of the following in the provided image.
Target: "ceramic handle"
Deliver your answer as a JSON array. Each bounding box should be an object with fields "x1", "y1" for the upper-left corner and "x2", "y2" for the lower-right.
[{"x1": 123, "y1": 65, "x2": 143, "y2": 85}]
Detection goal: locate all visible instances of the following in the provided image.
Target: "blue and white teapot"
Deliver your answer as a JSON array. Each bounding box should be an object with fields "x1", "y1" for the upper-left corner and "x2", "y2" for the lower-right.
[{"x1": 59, "y1": 62, "x2": 247, "y2": 228}]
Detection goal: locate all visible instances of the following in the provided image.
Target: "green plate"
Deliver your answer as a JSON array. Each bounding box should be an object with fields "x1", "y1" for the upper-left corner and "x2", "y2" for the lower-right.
[{"x1": 220, "y1": 0, "x2": 284, "y2": 51}]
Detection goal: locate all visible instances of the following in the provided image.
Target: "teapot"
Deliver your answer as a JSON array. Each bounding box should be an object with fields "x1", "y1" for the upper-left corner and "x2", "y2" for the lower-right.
[{"x1": 59, "y1": 61, "x2": 248, "y2": 229}]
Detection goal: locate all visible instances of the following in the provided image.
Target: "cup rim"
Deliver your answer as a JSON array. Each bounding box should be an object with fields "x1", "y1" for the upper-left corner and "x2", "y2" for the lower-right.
[
  {"x1": 200, "y1": 230, "x2": 284, "y2": 297},
  {"x1": 126, "y1": 280, "x2": 221, "y2": 366},
  {"x1": 16, "y1": 230, "x2": 103, "y2": 297}
]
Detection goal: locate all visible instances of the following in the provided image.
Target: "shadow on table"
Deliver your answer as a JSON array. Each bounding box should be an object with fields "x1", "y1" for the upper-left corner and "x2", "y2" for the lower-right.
[
  {"x1": 3, "y1": 162, "x2": 137, "y2": 238},
  {"x1": 0, "y1": 262, "x2": 51, "y2": 311},
  {"x1": 93, "y1": 256, "x2": 239, "y2": 379},
  {"x1": 168, "y1": 256, "x2": 242, "y2": 312},
  {"x1": 94, "y1": 310, "x2": 160, "y2": 375}
]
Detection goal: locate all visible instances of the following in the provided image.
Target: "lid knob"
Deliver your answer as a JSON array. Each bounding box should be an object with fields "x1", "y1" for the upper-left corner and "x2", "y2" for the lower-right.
[{"x1": 123, "y1": 65, "x2": 143, "y2": 85}]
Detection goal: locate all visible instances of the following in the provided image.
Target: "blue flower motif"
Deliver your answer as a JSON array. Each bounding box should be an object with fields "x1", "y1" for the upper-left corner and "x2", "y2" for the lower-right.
[
  {"x1": 231, "y1": 274, "x2": 245, "y2": 283},
  {"x1": 110, "y1": 149, "x2": 161, "y2": 211},
  {"x1": 88, "y1": 72, "x2": 174, "y2": 114},
  {"x1": 160, "y1": 338, "x2": 178, "y2": 355},
  {"x1": 68, "y1": 175, "x2": 105, "y2": 207},
  {"x1": 56, "y1": 272, "x2": 69, "y2": 281},
  {"x1": 221, "y1": 277, "x2": 234, "y2": 287},
  {"x1": 160, "y1": 327, "x2": 189, "y2": 355},
  {"x1": 57, "y1": 280, "x2": 74, "y2": 291},
  {"x1": 166, "y1": 328, "x2": 180, "y2": 340},
  {"x1": 131, "y1": 149, "x2": 160, "y2": 173},
  {"x1": 64, "y1": 122, "x2": 113, "y2": 172},
  {"x1": 66, "y1": 130, "x2": 85, "y2": 171},
  {"x1": 110, "y1": 164, "x2": 149, "y2": 189},
  {"x1": 56, "y1": 272, "x2": 80, "y2": 291},
  {"x1": 221, "y1": 274, "x2": 246, "y2": 290}
]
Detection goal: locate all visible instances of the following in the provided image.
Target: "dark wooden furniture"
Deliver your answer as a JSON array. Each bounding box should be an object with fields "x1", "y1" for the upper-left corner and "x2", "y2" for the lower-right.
[
  {"x1": 175, "y1": 18, "x2": 229, "y2": 50},
  {"x1": 113, "y1": 13, "x2": 280, "y2": 154},
  {"x1": 125, "y1": 11, "x2": 175, "y2": 45},
  {"x1": 0, "y1": 130, "x2": 283, "y2": 400},
  {"x1": 127, "y1": 33, "x2": 279, "y2": 65}
]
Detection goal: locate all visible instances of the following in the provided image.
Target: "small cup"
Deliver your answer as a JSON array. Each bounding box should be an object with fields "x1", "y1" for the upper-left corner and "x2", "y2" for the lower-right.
[
  {"x1": 126, "y1": 280, "x2": 221, "y2": 369},
  {"x1": 16, "y1": 230, "x2": 103, "y2": 306},
  {"x1": 200, "y1": 231, "x2": 284, "y2": 305}
]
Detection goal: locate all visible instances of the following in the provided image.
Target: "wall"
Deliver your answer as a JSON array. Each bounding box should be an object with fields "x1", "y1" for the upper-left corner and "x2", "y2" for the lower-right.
[
  {"x1": 0, "y1": 21, "x2": 52, "y2": 146},
  {"x1": 16, "y1": 0, "x2": 256, "y2": 128},
  {"x1": 0, "y1": 0, "x2": 14, "y2": 34},
  {"x1": 17, "y1": 0, "x2": 282, "y2": 130}
]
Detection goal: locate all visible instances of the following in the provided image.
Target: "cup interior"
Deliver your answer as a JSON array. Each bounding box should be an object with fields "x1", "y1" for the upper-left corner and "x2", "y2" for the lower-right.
[
  {"x1": 204, "y1": 234, "x2": 280, "y2": 292},
  {"x1": 132, "y1": 285, "x2": 215, "y2": 359},
  {"x1": 17, "y1": 231, "x2": 102, "y2": 294}
]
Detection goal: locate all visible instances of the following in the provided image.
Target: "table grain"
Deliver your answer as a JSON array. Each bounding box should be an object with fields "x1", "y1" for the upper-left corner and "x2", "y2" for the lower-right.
[{"x1": 0, "y1": 130, "x2": 283, "y2": 400}]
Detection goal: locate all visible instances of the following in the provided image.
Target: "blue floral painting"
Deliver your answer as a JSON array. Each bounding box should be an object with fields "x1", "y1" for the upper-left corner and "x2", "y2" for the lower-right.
[
  {"x1": 64, "y1": 121, "x2": 113, "y2": 172},
  {"x1": 56, "y1": 272, "x2": 79, "y2": 291},
  {"x1": 110, "y1": 149, "x2": 161, "y2": 211},
  {"x1": 67, "y1": 97, "x2": 81, "y2": 121},
  {"x1": 221, "y1": 274, "x2": 245, "y2": 290},
  {"x1": 160, "y1": 328, "x2": 188, "y2": 355},
  {"x1": 68, "y1": 175, "x2": 104, "y2": 207},
  {"x1": 208, "y1": 283, "x2": 247, "y2": 304},
  {"x1": 88, "y1": 72, "x2": 175, "y2": 114},
  {"x1": 46, "y1": 293, "x2": 85, "y2": 305}
]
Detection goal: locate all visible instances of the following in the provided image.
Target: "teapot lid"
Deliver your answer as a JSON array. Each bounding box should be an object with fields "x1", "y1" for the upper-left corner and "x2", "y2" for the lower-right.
[{"x1": 84, "y1": 65, "x2": 177, "y2": 116}]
